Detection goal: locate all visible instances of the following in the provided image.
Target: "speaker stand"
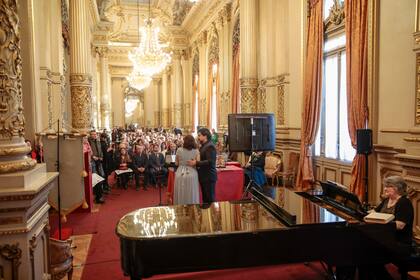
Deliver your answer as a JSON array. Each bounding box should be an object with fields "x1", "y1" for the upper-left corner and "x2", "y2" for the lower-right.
[{"x1": 363, "y1": 153, "x2": 370, "y2": 211}]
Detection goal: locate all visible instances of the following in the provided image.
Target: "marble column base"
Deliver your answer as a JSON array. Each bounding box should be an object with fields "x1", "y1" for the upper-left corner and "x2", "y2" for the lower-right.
[{"x1": 0, "y1": 164, "x2": 58, "y2": 280}]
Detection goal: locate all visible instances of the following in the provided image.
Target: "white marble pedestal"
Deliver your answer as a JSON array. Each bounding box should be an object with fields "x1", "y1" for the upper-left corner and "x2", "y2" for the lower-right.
[{"x1": 0, "y1": 163, "x2": 58, "y2": 280}]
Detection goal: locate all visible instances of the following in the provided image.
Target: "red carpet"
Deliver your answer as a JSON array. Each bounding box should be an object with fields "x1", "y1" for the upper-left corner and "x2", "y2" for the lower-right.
[{"x1": 49, "y1": 181, "x2": 400, "y2": 280}]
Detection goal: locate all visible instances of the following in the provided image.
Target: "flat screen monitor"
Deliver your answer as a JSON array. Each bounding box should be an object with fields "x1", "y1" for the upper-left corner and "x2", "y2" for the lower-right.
[{"x1": 228, "y1": 113, "x2": 275, "y2": 152}]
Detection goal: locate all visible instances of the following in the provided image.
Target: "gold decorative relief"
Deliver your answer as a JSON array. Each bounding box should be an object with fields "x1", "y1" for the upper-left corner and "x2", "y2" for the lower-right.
[
  {"x1": 0, "y1": 243, "x2": 22, "y2": 280},
  {"x1": 0, "y1": 0, "x2": 36, "y2": 173},
  {"x1": 324, "y1": 0, "x2": 345, "y2": 33},
  {"x1": 70, "y1": 74, "x2": 92, "y2": 130},
  {"x1": 257, "y1": 87, "x2": 266, "y2": 113},
  {"x1": 416, "y1": 53, "x2": 420, "y2": 125},
  {"x1": 208, "y1": 35, "x2": 219, "y2": 66},
  {"x1": 162, "y1": 109, "x2": 169, "y2": 127},
  {"x1": 240, "y1": 88, "x2": 257, "y2": 113},
  {"x1": 174, "y1": 103, "x2": 182, "y2": 125},
  {"x1": 277, "y1": 85, "x2": 285, "y2": 125},
  {"x1": 0, "y1": 0, "x2": 25, "y2": 139},
  {"x1": 0, "y1": 157, "x2": 36, "y2": 174},
  {"x1": 259, "y1": 74, "x2": 289, "y2": 125}
]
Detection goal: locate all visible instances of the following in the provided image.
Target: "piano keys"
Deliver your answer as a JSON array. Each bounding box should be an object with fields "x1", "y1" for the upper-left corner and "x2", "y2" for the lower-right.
[{"x1": 116, "y1": 185, "x2": 409, "y2": 280}]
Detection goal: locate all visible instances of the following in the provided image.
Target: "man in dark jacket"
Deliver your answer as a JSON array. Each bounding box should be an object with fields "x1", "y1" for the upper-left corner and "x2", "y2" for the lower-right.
[
  {"x1": 148, "y1": 144, "x2": 167, "y2": 187},
  {"x1": 88, "y1": 130, "x2": 105, "y2": 203},
  {"x1": 187, "y1": 128, "x2": 217, "y2": 203},
  {"x1": 133, "y1": 144, "x2": 149, "y2": 191}
]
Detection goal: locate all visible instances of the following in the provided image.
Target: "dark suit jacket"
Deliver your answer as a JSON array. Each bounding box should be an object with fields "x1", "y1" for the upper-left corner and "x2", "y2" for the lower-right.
[
  {"x1": 148, "y1": 152, "x2": 165, "y2": 171},
  {"x1": 133, "y1": 152, "x2": 149, "y2": 169},
  {"x1": 196, "y1": 140, "x2": 217, "y2": 184}
]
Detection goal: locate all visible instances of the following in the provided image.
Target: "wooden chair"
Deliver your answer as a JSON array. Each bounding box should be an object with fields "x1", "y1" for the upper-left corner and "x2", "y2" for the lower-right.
[
  {"x1": 264, "y1": 153, "x2": 282, "y2": 186},
  {"x1": 273, "y1": 152, "x2": 300, "y2": 187},
  {"x1": 49, "y1": 238, "x2": 73, "y2": 280}
]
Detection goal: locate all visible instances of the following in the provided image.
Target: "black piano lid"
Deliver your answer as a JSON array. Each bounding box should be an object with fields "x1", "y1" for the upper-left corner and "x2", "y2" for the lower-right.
[{"x1": 116, "y1": 188, "x2": 345, "y2": 240}]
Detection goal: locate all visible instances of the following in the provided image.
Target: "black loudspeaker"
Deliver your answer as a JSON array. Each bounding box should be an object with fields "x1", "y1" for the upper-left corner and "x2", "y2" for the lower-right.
[
  {"x1": 356, "y1": 129, "x2": 372, "y2": 154},
  {"x1": 228, "y1": 113, "x2": 275, "y2": 152}
]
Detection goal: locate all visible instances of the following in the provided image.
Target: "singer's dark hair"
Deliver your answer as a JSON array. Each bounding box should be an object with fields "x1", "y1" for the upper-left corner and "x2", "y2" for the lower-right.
[{"x1": 198, "y1": 128, "x2": 211, "y2": 140}]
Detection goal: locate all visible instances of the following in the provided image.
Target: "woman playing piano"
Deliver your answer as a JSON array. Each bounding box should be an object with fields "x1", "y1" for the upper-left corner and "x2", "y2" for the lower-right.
[{"x1": 375, "y1": 176, "x2": 414, "y2": 244}]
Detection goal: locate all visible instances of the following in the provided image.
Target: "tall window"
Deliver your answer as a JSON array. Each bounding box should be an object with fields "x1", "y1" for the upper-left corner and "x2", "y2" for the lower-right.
[
  {"x1": 211, "y1": 63, "x2": 218, "y2": 131},
  {"x1": 314, "y1": 0, "x2": 355, "y2": 162},
  {"x1": 194, "y1": 74, "x2": 199, "y2": 131}
]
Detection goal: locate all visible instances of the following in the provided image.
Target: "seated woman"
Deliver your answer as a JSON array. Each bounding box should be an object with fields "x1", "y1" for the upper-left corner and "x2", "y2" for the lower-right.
[
  {"x1": 375, "y1": 175, "x2": 414, "y2": 245},
  {"x1": 243, "y1": 151, "x2": 267, "y2": 189},
  {"x1": 356, "y1": 176, "x2": 414, "y2": 280},
  {"x1": 116, "y1": 147, "x2": 132, "y2": 189}
]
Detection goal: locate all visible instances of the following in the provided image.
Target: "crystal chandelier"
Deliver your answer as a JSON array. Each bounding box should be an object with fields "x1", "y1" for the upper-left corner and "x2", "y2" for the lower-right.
[
  {"x1": 127, "y1": 71, "x2": 152, "y2": 91},
  {"x1": 127, "y1": 0, "x2": 171, "y2": 86}
]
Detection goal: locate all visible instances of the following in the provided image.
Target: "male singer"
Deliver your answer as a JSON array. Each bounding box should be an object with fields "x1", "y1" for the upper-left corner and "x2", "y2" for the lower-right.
[{"x1": 187, "y1": 128, "x2": 217, "y2": 203}]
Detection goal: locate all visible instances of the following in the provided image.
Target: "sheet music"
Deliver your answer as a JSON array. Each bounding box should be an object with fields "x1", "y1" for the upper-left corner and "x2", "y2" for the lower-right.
[
  {"x1": 92, "y1": 173, "x2": 105, "y2": 187},
  {"x1": 115, "y1": 168, "x2": 133, "y2": 175}
]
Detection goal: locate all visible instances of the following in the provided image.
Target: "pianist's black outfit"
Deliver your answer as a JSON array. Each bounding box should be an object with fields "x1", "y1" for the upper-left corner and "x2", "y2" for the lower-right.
[
  {"x1": 375, "y1": 196, "x2": 414, "y2": 245},
  {"x1": 196, "y1": 140, "x2": 217, "y2": 203}
]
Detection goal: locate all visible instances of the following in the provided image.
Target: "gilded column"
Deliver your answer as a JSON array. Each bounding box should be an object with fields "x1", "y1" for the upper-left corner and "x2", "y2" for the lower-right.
[
  {"x1": 181, "y1": 51, "x2": 191, "y2": 130},
  {"x1": 240, "y1": 0, "x2": 258, "y2": 113},
  {"x1": 173, "y1": 51, "x2": 183, "y2": 127},
  {"x1": 161, "y1": 71, "x2": 169, "y2": 127},
  {"x1": 96, "y1": 47, "x2": 111, "y2": 129},
  {"x1": 152, "y1": 78, "x2": 161, "y2": 127},
  {"x1": 0, "y1": 0, "x2": 37, "y2": 173},
  {"x1": 69, "y1": 0, "x2": 92, "y2": 131}
]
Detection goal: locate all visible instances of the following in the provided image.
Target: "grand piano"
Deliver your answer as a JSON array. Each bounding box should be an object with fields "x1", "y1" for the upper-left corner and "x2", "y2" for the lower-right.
[{"x1": 116, "y1": 182, "x2": 419, "y2": 280}]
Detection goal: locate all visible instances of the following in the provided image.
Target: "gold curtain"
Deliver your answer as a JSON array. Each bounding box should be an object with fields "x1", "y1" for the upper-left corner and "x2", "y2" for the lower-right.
[
  {"x1": 231, "y1": 46, "x2": 240, "y2": 113},
  {"x1": 346, "y1": 0, "x2": 369, "y2": 200},
  {"x1": 296, "y1": 0, "x2": 324, "y2": 191}
]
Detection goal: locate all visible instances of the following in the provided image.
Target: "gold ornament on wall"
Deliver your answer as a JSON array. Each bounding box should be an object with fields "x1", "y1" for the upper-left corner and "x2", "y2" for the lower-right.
[
  {"x1": 70, "y1": 74, "x2": 93, "y2": 130},
  {"x1": 416, "y1": 53, "x2": 420, "y2": 125},
  {"x1": 0, "y1": 0, "x2": 25, "y2": 139}
]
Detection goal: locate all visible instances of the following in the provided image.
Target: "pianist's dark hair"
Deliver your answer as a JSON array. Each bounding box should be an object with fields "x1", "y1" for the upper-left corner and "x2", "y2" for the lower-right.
[
  {"x1": 198, "y1": 128, "x2": 211, "y2": 141},
  {"x1": 183, "y1": 135, "x2": 197, "y2": 150}
]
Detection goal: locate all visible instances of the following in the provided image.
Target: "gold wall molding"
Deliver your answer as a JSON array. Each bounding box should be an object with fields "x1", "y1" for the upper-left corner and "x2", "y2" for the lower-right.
[
  {"x1": 416, "y1": 53, "x2": 420, "y2": 125},
  {"x1": 0, "y1": 243, "x2": 22, "y2": 280},
  {"x1": 240, "y1": 88, "x2": 257, "y2": 113},
  {"x1": 258, "y1": 74, "x2": 289, "y2": 125},
  {"x1": 240, "y1": 77, "x2": 258, "y2": 88},
  {"x1": 404, "y1": 137, "x2": 420, "y2": 142}
]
